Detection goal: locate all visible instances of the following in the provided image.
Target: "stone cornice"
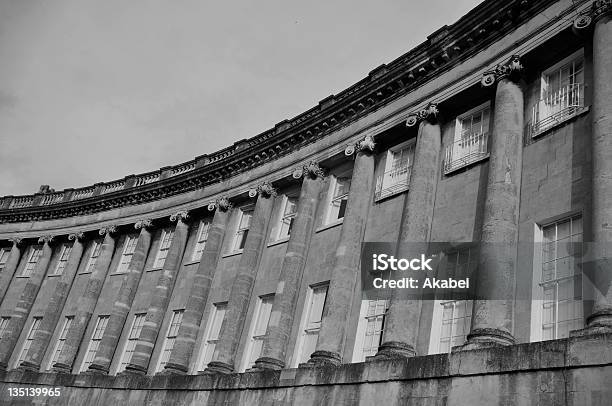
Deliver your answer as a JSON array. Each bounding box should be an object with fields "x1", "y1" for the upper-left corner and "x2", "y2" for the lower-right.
[{"x1": 0, "y1": 0, "x2": 560, "y2": 224}]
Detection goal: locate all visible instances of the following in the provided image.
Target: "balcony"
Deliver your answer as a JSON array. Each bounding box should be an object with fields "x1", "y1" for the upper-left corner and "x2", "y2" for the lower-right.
[
  {"x1": 443, "y1": 131, "x2": 489, "y2": 175},
  {"x1": 528, "y1": 83, "x2": 586, "y2": 138},
  {"x1": 375, "y1": 165, "x2": 412, "y2": 201}
]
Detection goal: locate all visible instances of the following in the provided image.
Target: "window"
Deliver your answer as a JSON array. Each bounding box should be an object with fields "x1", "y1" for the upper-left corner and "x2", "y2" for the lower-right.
[
  {"x1": 232, "y1": 209, "x2": 253, "y2": 252},
  {"x1": 530, "y1": 50, "x2": 585, "y2": 136},
  {"x1": 48, "y1": 316, "x2": 73, "y2": 369},
  {"x1": 325, "y1": 176, "x2": 351, "y2": 225},
  {"x1": 0, "y1": 317, "x2": 11, "y2": 339},
  {"x1": 430, "y1": 300, "x2": 473, "y2": 354},
  {"x1": 81, "y1": 315, "x2": 109, "y2": 371},
  {"x1": 352, "y1": 299, "x2": 389, "y2": 362},
  {"x1": 198, "y1": 303, "x2": 227, "y2": 371},
  {"x1": 375, "y1": 141, "x2": 415, "y2": 200},
  {"x1": 533, "y1": 216, "x2": 583, "y2": 341},
  {"x1": 157, "y1": 310, "x2": 184, "y2": 372},
  {"x1": 84, "y1": 240, "x2": 102, "y2": 273},
  {"x1": 116, "y1": 235, "x2": 138, "y2": 274},
  {"x1": 192, "y1": 220, "x2": 211, "y2": 261},
  {"x1": 53, "y1": 244, "x2": 73, "y2": 276},
  {"x1": 22, "y1": 247, "x2": 42, "y2": 277},
  {"x1": 118, "y1": 313, "x2": 146, "y2": 373},
  {"x1": 16, "y1": 317, "x2": 42, "y2": 367},
  {"x1": 275, "y1": 196, "x2": 298, "y2": 240},
  {"x1": 153, "y1": 229, "x2": 175, "y2": 269},
  {"x1": 241, "y1": 295, "x2": 274, "y2": 371},
  {"x1": 0, "y1": 248, "x2": 9, "y2": 272},
  {"x1": 444, "y1": 103, "x2": 490, "y2": 174},
  {"x1": 294, "y1": 284, "x2": 328, "y2": 366}
]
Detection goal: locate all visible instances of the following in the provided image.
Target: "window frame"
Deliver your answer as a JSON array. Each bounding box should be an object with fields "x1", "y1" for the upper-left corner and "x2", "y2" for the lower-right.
[
  {"x1": 81, "y1": 315, "x2": 109, "y2": 372},
  {"x1": 240, "y1": 294, "x2": 274, "y2": 371},
  {"x1": 48, "y1": 316, "x2": 74, "y2": 370},
  {"x1": 153, "y1": 228, "x2": 175, "y2": 269},
  {"x1": 156, "y1": 309, "x2": 185, "y2": 372},
  {"x1": 0, "y1": 316, "x2": 10, "y2": 339},
  {"x1": 191, "y1": 220, "x2": 211, "y2": 262},
  {"x1": 53, "y1": 243, "x2": 73, "y2": 276},
  {"x1": 231, "y1": 207, "x2": 254, "y2": 253},
  {"x1": 0, "y1": 248, "x2": 10, "y2": 272},
  {"x1": 292, "y1": 283, "x2": 328, "y2": 367},
  {"x1": 351, "y1": 299, "x2": 389, "y2": 362},
  {"x1": 197, "y1": 302, "x2": 227, "y2": 372},
  {"x1": 22, "y1": 246, "x2": 43, "y2": 277},
  {"x1": 115, "y1": 235, "x2": 138, "y2": 274},
  {"x1": 273, "y1": 195, "x2": 298, "y2": 241},
  {"x1": 324, "y1": 175, "x2": 351, "y2": 226},
  {"x1": 16, "y1": 316, "x2": 43, "y2": 367},
  {"x1": 83, "y1": 240, "x2": 102, "y2": 274},
  {"x1": 117, "y1": 312, "x2": 147, "y2": 373}
]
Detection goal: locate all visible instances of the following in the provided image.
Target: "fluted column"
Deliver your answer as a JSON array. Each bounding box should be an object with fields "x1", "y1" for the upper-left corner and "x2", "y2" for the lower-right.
[
  {"x1": 573, "y1": 1, "x2": 612, "y2": 331},
  {"x1": 255, "y1": 162, "x2": 325, "y2": 370},
  {"x1": 124, "y1": 211, "x2": 190, "y2": 375},
  {"x1": 0, "y1": 236, "x2": 54, "y2": 371},
  {"x1": 53, "y1": 225, "x2": 118, "y2": 373},
  {"x1": 162, "y1": 199, "x2": 232, "y2": 375},
  {"x1": 375, "y1": 103, "x2": 442, "y2": 359},
  {"x1": 0, "y1": 239, "x2": 24, "y2": 305},
  {"x1": 20, "y1": 233, "x2": 86, "y2": 371},
  {"x1": 462, "y1": 56, "x2": 524, "y2": 349},
  {"x1": 87, "y1": 220, "x2": 154, "y2": 375},
  {"x1": 308, "y1": 136, "x2": 376, "y2": 367},
  {"x1": 205, "y1": 183, "x2": 276, "y2": 374}
]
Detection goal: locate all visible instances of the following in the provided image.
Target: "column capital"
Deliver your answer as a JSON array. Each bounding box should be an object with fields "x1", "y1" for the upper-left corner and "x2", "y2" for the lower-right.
[
  {"x1": 573, "y1": 1, "x2": 612, "y2": 35},
  {"x1": 405, "y1": 102, "x2": 440, "y2": 127},
  {"x1": 249, "y1": 181, "x2": 277, "y2": 199},
  {"x1": 68, "y1": 232, "x2": 86, "y2": 242},
  {"x1": 134, "y1": 219, "x2": 154, "y2": 230},
  {"x1": 292, "y1": 161, "x2": 326, "y2": 180},
  {"x1": 99, "y1": 225, "x2": 118, "y2": 236},
  {"x1": 344, "y1": 134, "x2": 376, "y2": 157},
  {"x1": 9, "y1": 237, "x2": 23, "y2": 248},
  {"x1": 208, "y1": 197, "x2": 232, "y2": 212},
  {"x1": 170, "y1": 210, "x2": 189, "y2": 223},
  {"x1": 481, "y1": 55, "x2": 524, "y2": 87},
  {"x1": 38, "y1": 235, "x2": 55, "y2": 245}
]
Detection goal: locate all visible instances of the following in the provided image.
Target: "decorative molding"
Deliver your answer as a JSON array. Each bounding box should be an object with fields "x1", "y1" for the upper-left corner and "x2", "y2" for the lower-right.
[
  {"x1": 38, "y1": 235, "x2": 55, "y2": 245},
  {"x1": 293, "y1": 161, "x2": 326, "y2": 180},
  {"x1": 68, "y1": 232, "x2": 86, "y2": 242},
  {"x1": 99, "y1": 225, "x2": 118, "y2": 236},
  {"x1": 208, "y1": 197, "x2": 232, "y2": 212},
  {"x1": 481, "y1": 55, "x2": 524, "y2": 87},
  {"x1": 134, "y1": 219, "x2": 154, "y2": 230},
  {"x1": 405, "y1": 103, "x2": 440, "y2": 127},
  {"x1": 0, "y1": 0, "x2": 562, "y2": 224},
  {"x1": 256, "y1": 182, "x2": 277, "y2": 198},
  {"x1": 345, "y1": 135, "x2": 376, "y2": 157},
  {"x1": 593, "y1": 0, "x2": 612, "y2": 22},
  {"x1": 573, "y1": 0, "x2": 611, "y2": 35},
  {"x1": 170, "y1": 211, "x2": 189, "y2": 223}
]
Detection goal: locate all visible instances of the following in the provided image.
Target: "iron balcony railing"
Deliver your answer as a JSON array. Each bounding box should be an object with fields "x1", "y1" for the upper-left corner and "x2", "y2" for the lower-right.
[
  {"x1": 528, "y1": 83, "x2": 586, "y2": 137},
  {"x1": 375, "y1": 165, "x2": 412, "y2": 201},
  {"x1": 443, "y1": 131, "x2": 489, "y2": 174}
]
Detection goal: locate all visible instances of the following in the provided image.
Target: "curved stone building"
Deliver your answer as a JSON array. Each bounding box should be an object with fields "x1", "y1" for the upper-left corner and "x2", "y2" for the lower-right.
[{"x1": 1, "y1": 0, "x2": 611, "y2": 404}]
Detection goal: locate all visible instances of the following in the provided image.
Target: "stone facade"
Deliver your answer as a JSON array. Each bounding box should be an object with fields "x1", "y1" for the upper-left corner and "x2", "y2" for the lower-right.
[{"x1": 0, "y1": 0, "x2": 611, "y2": 404}]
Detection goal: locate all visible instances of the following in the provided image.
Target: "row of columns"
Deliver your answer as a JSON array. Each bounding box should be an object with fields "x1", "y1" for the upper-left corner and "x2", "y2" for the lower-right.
[{"x1": 1, "y1": 5, "x2": 611, "y2": 373}]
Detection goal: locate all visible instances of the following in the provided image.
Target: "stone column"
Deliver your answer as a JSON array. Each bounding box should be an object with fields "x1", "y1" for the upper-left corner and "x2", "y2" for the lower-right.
[
  {"x1": 124, "y1": 211, "x2": 190, "y2": 375},
  {"x1": 0, "y1": 236, "x2": 54, "y2": 371},
  {"x1": 375, "y1": 103, "x2": 442, "y2": 359},
  {"x1": 575, "y1": 1, "x2": 612, "y2": 332},
  {"x1": 87, "y1": 219, "x2": 154, "y2": 375},
  {"x1": 0, "y1": 239, "x2": 24, "y2": 305},
  {"x1": 205, "y1": 183, "x2": 276, "y2": 374},
  {"x1": 53, "y1": 225, "x2": 118, "y2": 373},
  {"x1": 255, "y1": 162, "x2": 325, "y2": 370},
  {"x1": 162, "y1": 199, "x2": 232, "y2": 375},
  {"x1": 462, "y1": 56, "x2": 524, "y2": 349},
  {"x1": 308, "y1": 136, "x2": 376, "y2": 367},
  {"x1": 20, "y1": 233, "x2": 86, "y2": 371}
]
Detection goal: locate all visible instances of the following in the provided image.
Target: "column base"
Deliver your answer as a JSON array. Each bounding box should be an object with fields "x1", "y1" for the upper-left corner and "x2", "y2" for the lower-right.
[
  {"x1": 456, "y1": 328, "x2": 515, "y2": 351},
  {"x1": 373, "y1": 341, "x2": 416, "y2": 360},
  {"x1": 18, "y1": 361, "x2": 40, "y2": 372},
  {"x1": 254, "y1": 356, "x2": 285, "y2": 371},
  {"x1": 122, "y1": 363, "x2": 147, "y2": 376},
  {"x1": 307, "y1": 350, "x2": 341, "y2": 367},
  {"x1": 586, "y1": 308, "x2": 612, "y2": 329},
  {"x1": 204, "y1": 361, "x2": 234, "y2": 374},
  {"x1": 159, "y1": 362, "x2": 188, "y2": 375},
  {"x1": 84, "y1": 363, "x2": 109, "y2": 375},
  {"x1": 52, "y1": 362, "x2": 72, "y2": 374}
]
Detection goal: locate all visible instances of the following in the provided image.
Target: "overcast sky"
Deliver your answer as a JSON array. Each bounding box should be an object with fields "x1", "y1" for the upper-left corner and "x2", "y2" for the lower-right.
[{"x1": 0, "y1": 0, "x2": 482, "y2": 196}]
